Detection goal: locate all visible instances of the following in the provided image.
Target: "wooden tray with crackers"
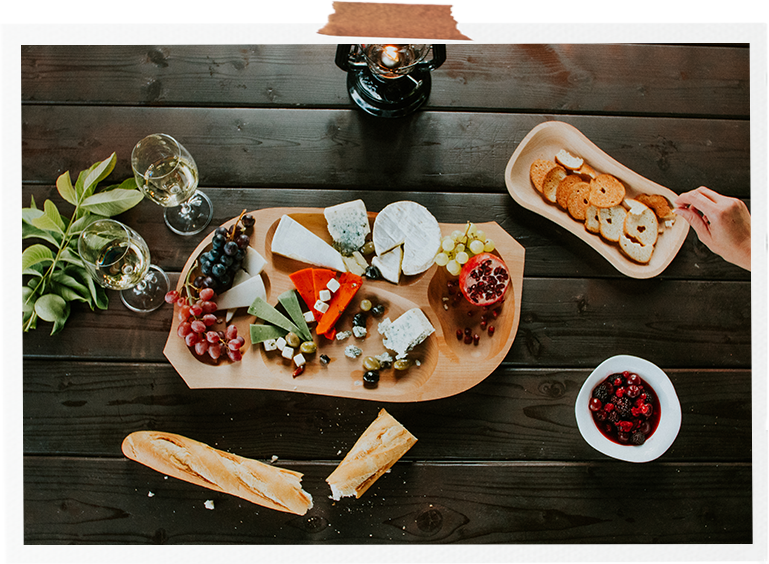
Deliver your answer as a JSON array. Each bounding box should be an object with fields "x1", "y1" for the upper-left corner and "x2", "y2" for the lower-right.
[{"x1": 505, "y1": 121, "x2": 689, "y2": 279}]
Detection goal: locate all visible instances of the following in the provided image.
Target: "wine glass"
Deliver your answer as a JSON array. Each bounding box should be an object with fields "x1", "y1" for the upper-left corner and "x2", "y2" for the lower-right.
[
  {"x1": 78, "y1": 219, "x2": 170, "y2": 312},
  {"x1": 131, "y1": 133, "x2": 213, "y2": 236}
]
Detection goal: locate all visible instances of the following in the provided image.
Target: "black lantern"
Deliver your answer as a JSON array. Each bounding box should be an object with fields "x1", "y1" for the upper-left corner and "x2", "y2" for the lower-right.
[{"x1": 335, "y1": 44, "x2": 446, "y2": 118}]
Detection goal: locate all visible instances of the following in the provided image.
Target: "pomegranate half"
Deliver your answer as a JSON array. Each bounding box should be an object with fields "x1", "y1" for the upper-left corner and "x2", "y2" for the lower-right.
[{"x1": 458, "y1": 252, "x2": 510, "y2": 307}]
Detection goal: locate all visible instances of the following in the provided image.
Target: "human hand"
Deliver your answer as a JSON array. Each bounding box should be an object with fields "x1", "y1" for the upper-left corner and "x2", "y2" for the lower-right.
[{"x1": 674, "y1": 186, "x2": 751, "y2": 271}]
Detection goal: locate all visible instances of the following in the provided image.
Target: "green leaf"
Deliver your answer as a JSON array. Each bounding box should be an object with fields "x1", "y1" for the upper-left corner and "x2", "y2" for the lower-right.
[
  {"x1": 69, "y1": 267, "x2": 109, "y2": 310},
  {"x1": 34, "y1": 293, "x2": 69, "y2": 322},
  {"x1": 22, "y1": 220, "x2": 61, "y2": 247},
  {"x1": 31, "y1": 200, "x2": 66, "y2": 234},
  {"x1": 82, "y1": 153, "x2": 117, "y2": 197},
  {"x1": 82, "y1": 188, "x2": 144, "y2": 217},
  {"x1": 21, "y1": 244, "x2": 54, "y2": 271},
  {"x1": 22, "y1": 287, "x2": 36, "y2": 315},
  {"x1": 29, "y1": 194, "x2": 38, "y2": 210},
  {"x1": 68, "y1": 212, "x2": 108, "y2": 237},
  {"x1": 56, "y1": 171, "x2": 78, "y2": 205},
  {"x1": 58, "y1": 246, "x2": 85, "y2": 268},
  {"x1": 50, "y1": 281, "x2": 90, "y2": 304}
]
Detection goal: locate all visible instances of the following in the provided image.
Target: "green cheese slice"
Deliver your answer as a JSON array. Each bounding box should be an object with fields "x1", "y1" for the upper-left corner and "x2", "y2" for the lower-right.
[
  {"x1": 247, "y1": 296, "x2": 301, "y2": 335},
  {"x1": 249, "y1": 323, "x2": 289, "y2": 344},
  {"x1": 277, "y1": 289, "x2": 312, "y2": 341}
]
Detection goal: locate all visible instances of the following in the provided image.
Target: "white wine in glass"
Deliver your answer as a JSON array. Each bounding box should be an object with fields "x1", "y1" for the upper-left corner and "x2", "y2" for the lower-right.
[
  {"x1": 131, "y1": 133, "x2": 213, "y2": 235},
  {"x1": 78, "y1": 219, "x2": 169, "y2": 312}
]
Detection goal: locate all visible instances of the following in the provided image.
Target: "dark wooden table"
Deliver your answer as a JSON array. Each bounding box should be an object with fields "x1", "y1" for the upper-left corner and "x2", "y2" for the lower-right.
[{"x1": 22, "y1": 44, "x2": 754, "y2": 550}]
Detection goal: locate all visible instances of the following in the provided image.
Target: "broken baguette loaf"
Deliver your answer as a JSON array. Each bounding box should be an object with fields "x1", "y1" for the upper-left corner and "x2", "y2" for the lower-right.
[
  {"x1": 121, "y1": 431, "x2": 313, "y2": 515},
  {"x1": 326, "y1": 409, "x2": 417, "y2": 501}
]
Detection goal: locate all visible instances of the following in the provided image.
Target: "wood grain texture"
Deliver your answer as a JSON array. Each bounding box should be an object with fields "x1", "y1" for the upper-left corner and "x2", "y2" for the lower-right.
[
  {"x1": 21, "y1": 44, "x2": 749, "y2": 117},
  {"x1": 23, "y1": 362, "x2": 752, "y2": 461},
  {"x1": 21, "y1": 185, "x2": 751, "y2": 281},
  {"x1": 24, "y1": 457, "x2": 752, "y2": 544},
  {"x1": 21, "y1": 107, "x2": 750, "y2": 197}
]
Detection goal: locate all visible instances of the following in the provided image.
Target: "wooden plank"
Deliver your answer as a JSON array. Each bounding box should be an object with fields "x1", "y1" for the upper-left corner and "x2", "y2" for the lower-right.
[
  {"x1": 23, "y1": 362, "x2": 751, "y2": 461},
  {"x1": 22, "y1": 275, "x2": 751, "y2": 369},
  {"x1": 21, "y1": 107, "x2": 750, "y2": 197},
  {"x1": 21, "y1": 185, "x2": 751, "y2": 281},
  {"x1": 24, "y1": 456, "x2": 752, "y2": 543},
  {"x1": 21, "y1": 45, "x2": 749, "y2": 117}
]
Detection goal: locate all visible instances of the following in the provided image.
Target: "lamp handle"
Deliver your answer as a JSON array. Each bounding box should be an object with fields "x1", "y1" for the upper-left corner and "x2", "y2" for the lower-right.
[{"x1": 420, "y1": 44, "x2": 446, "y2": 71}]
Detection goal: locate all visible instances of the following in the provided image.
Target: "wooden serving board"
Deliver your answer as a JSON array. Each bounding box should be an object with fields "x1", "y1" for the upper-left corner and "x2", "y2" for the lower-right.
[
  {"x1": 505, "y1": 121, "x2": 689, "y2": 279},
  {"x1": 163, "y1": 207, "x2": 525, "y2": 402}
]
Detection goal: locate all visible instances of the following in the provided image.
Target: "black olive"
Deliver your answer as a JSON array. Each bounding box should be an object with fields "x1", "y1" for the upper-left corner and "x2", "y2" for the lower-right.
[
  {"x1": 352, "y1": 312, "x2": 367, "y2": 327},
  {"x1": 370, "y1": 304, "x2": 385, "y2": 317},
  {"x1": 364, "y1": 265, "x2": 382, "y2": 280},
  {"x1": 363, "y1": 370, "x2": 380, "y2": 388}
]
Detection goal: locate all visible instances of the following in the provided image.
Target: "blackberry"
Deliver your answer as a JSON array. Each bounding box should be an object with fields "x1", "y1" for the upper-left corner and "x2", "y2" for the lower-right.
[
  {"x1": 614, "y1": 397, "x2": 632, "y2": 419},
  {"x1": 642, "y1": 390, "x2": 655, "y2": 406},
  {"x1": 630, "y1": 431, "x2": 646, "y2": 446},
  {"x1": 592, "y1": 384, "x2": 611, "y2": 403}
]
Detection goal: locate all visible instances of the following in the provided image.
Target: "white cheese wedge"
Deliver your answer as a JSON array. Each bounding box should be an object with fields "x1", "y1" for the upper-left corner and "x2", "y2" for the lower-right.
[
  {"x1": 372, "y1": 201, "x2": 441, "y2": 276},
  {"x1": 324, "y1": 199, "x2": 370, "y2": 255},
  {"x1": 242, "y1": 246, "x2": 267, "y2": 276},
  {"x1": 224, "y1": 268, "x2": 254, "y2": 322},
  {"x1": 371, "y1": 245, "x2": 402, "y2": 284},
  {"x1": 271, "y1": 215, "x2": 347, "y2": 272},
  {"x1": 381, "y1": 308, "x2": 435, "y2": 359},
  {"x1": 215, "y1": 274, "x2": 266, "y2": 311}
]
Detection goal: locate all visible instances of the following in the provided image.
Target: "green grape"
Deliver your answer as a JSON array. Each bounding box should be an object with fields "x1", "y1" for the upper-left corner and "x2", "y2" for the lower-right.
[
  {"x1": 483, "y1": 239, "x2": 496, "y2": 252},
  {"x1": 475, "y1": 229, "x2": 485, "y2": 240},
  {"x1": 446, "y1": 259, "x2": 461, "y2": 276},
  {"x1": 454, "y1": 243, "x2": 465, "y2": 254},
  {"x1": 450, "y1": 230, "x2": 464, "y2": 241},
  {"x1": 456, "y1": 251, "x2": 469, "y2": 264},
  {"x1": 467, "y1": 223, "x2": 478, "y2": 237},
  {"x1": 434, "y1": 252, "x2": 450, "y2": 266},
  {"x1": 441, "y1": 237, "x2": 455, "y2": 252},
  {"x1": 468, "y1": 239, "x2": 485, "y2": 254}
]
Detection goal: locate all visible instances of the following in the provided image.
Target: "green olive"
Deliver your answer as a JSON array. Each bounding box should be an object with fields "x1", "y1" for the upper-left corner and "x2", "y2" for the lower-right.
[
  {"x1": 285, "y1": 332, "x2": 300, "y2": 348},
  {"x1": 393, "y1": 358, "x2": 412, "y2": 371},
  {"x1": 362, "y1": 356, "x2": 381, "y2": 371},
  {"x1": 300, "y1": 341, "x2": 317, "y2": 354},
  {"x1": 359, "y1": 299, "x2": 372, "y2": 312},
  {"x1": 360, "y1": 241, "x2": 376, "y2": 255}
]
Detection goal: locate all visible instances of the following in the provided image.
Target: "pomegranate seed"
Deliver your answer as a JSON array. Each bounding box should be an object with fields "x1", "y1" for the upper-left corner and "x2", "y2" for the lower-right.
[
  {"x1": 463, "y1": 334, "x2": 473, "y2": 344},
  {"x1": 487, "y1": 325, "x2": 495, "y2": 336},
  {"x1": 456, "y1": 329, "x2": 463, "y2": 340},
  {"x1": 473, "y1": 333, "x2": 480, "y2": 345}
]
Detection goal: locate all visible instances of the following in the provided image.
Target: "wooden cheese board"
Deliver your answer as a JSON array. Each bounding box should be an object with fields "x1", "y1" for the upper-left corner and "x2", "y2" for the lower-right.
[
  {"x1": 163, "y1": 207, "x2": 525, "y2": 402},
  {"x1": 505, "y1": 121, "x2": 689, "y2": 279}
]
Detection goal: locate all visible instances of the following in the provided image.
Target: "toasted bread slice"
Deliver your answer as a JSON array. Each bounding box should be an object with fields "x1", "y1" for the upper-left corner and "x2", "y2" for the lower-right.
[
  {"x1": 542, "y1": 165, "x2": 567, "y2": 204},
  {"x1": 585, "y1": 205, "x2": 601, "y2": 234},
  {"x1": 556, "y1": 174, "x2": 585, "y2": 210},
  {"x1": 624, "y1": 205, "x2": 659, "y2": 246},
  {"x1": 589, "y1": 174, "x2": 626, "y2": 208},
  {"x1": 555, "y1": 149, "x2": 584, "y2": 171},
  {"x1": 567, "y1": 182, "x2": 591, "y2": 221},
  {"x1": 619, "y1": 233, "x2": 654, "y2": 264},
  {"x1": 598, "y1": 205, "x2": 628, "y2": 243},
  {"x1": 576, "y1": 162, "x2": 597, "y2": 180},
  {"x1": 529, "y1": 159, "x2": 558, "y2": 193},
  {"x1": 636, "y1": 193, "x2": 674, "y2": 219}
]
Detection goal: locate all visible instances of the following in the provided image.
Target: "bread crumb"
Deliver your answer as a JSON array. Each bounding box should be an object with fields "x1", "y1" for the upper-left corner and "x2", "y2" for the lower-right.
[
  {"x1": 204, "y1": 500, "x2": 215, "y2": 510},
  {"x1": 148, "y1": 491, "x2": 154, "y2": 497}
]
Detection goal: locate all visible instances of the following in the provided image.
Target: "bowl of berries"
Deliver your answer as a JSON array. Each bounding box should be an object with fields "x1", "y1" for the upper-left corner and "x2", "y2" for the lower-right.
[{"x1": 575, "y1": 355, "x2": 681, "y2": 463}]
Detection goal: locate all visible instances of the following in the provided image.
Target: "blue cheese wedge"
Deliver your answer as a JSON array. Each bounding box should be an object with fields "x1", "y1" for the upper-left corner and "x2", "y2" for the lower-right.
[
  {"x1": 271, "y1": 215, "x2": 346, "y2": 272},
  {"x1": 380, "y1": 308, "x2": 435, "y2": 359},
  {"x1": 372, "y1": 201, "x2": 441, "y2": 276},
  {"x1": 324, "y1": 199, "x2": 370, "y2": 255}
]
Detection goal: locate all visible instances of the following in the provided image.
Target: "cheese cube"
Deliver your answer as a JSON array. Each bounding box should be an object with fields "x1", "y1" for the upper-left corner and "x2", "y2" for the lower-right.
[
  {"x1": 319, "y1": 289, "x2": 332, "y2": 302},
  {"x1": 314, "y1": 300, "x2": 329, "y2": 314},
  {"x1": 293, "y1": 353, "x2": 306, "y2": 367},
  {"x1": 262, "y1": 338, "x2": 278, "y2": 352},
  {"x1": 281, "y1": 346, "x2": 295, "y2": 360},
  {"x1": 303, "y1": 310, "x2": 316, "y2": 324},
  {"x1": 326, "y1": 277, "x2": 341, "y2": 293},
  {"x1": 275, "y1": 337, "x2": 286, "y2": 351}
]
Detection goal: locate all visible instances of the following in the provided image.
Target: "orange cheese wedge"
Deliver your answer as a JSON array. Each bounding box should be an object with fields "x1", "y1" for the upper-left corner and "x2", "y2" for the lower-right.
[{"x1": 317, "y1": 272, "x2": 363, "y2": 337}]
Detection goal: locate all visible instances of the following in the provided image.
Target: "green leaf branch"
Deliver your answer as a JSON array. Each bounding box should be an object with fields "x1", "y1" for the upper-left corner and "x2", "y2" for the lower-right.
[{"x1": 22, "y1": 153, "x2": 145, "y2": 335}]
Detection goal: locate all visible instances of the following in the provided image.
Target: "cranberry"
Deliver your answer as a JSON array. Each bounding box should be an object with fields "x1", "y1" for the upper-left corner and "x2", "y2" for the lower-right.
[{"x1": 589, "y1": 398, "x2": 602, "y2": 412}]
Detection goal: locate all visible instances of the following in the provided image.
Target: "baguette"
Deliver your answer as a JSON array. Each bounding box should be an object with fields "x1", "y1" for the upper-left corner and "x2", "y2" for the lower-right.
[
  {"x1": 325, "y1": 409, "x2": 417, "y2": 501},
  {"x1": 121, "y1": 431, "x2": 313, "y2": 515}
]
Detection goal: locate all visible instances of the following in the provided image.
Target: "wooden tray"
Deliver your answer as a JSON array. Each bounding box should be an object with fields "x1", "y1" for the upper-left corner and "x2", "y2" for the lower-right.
[
  {"x1": 164, "y1": 207, "x2": 525, "y2": 402},
  {"x1": 505, "y1": 121, "x2": 689, "y2": 279}
]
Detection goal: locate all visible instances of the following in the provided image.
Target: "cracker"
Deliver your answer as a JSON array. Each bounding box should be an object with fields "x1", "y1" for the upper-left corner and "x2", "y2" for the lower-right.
[
  {"x1": 598, "y1": 205, "x2": 628, "y2": 243},
  {"x1": 585, "y1": 205, "x2": 601, "y2": 234},
  {"x1": 555, "y1": 149, "x2": 584, "y2": 171},
  {"x1": 541, "y1": 165, "x2": 567, "y2": 204},
  {"x1": 566, "y1": 181, "x2": 591, "y2": 221},
  {"x1": 636, "y1": 193, "x2": 673, "y2": 219},
  {"x1": 624, "y1": 206, "x2": 659, "y2": 246},
  {"x1": 529, "y1": 159, "x2": 558, "y2": 193},
  {"x1": 556, "y1": 174, "x2": 585, "y2": 210}
]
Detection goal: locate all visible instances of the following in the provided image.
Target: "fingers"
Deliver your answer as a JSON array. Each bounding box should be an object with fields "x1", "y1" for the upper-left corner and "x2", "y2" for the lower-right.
[{"x1": 675, "y1": 205, "x2": 712, "y2": 239}]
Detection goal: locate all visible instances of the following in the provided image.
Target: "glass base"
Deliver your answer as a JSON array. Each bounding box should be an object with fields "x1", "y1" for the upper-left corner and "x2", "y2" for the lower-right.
[
  {"x1": 164, "y1": 190, "x2": 214, "y2": 236},
  {"x1": 120, "y1": 264, "x2": 170, "y2": 313}
]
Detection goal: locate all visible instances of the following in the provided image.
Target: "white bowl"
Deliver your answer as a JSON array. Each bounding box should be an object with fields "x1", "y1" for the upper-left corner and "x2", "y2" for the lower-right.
[{"x1": 575, "y1": 355, "x2": 682, "y2": 463}]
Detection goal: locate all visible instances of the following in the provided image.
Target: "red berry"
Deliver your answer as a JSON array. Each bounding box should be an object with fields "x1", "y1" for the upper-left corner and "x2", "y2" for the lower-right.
[
  {"x1": 627, "y1": 385, "x2": 640, "y2": 398},
  {"x1": 589, "y1": 398, "x2": 602, "y2": 412},
  {"x1": 615, "y1": 387, "x2": 625, "y2": 398},
  {"x1": 199, "y1": 287, "x2": 215, "y2": 301},
  {"x1": 613, "y1": 377, "x2": 623, "y2": 387},
  {"x1": 604, "y1": 403, "x2": 614, "y2": 413}
]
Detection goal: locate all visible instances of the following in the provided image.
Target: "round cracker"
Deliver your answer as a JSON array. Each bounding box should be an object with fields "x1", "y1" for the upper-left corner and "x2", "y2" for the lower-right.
[
  {"x1": 636, "y1": 193, "x2": 673, "y2": 218},
  {"x1": 555, "y1": 174, "x2": 584, "y2": 210},
  {"x1": 529, "y1": 159, "x2": 558, "y2": 193},
  {"x1": 589, "y1": 174, "x2": 626, "y2": 208},
  {"x1": 567, "y1": 181, "x2": 591, "y2": 221}
]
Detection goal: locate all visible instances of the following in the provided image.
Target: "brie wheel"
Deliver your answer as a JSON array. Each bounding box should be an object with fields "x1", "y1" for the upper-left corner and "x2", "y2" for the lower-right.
[{"x1": 372, "y1": 201, "x2": 441, "y2": 276}]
